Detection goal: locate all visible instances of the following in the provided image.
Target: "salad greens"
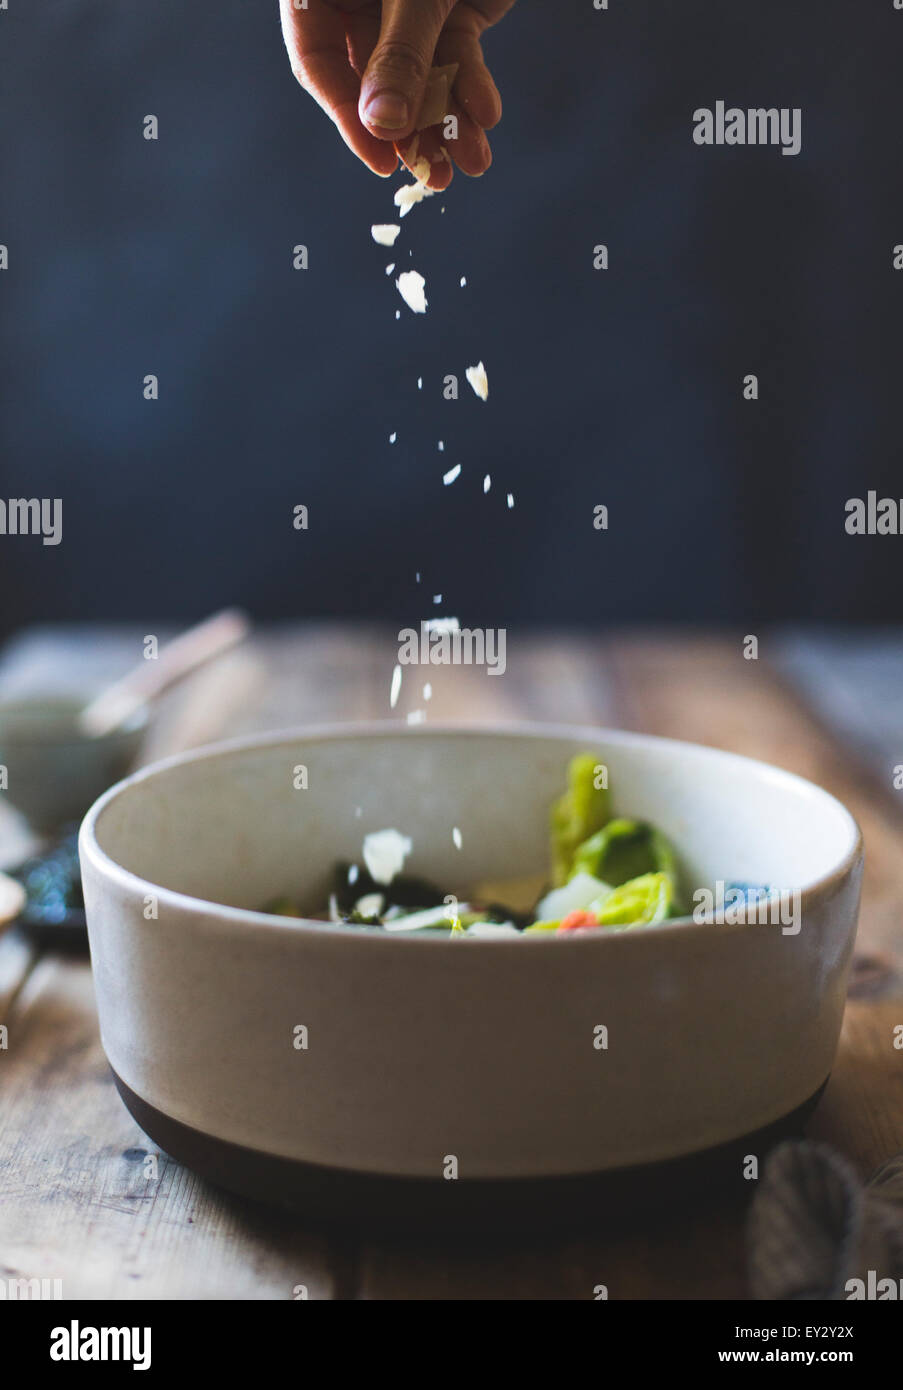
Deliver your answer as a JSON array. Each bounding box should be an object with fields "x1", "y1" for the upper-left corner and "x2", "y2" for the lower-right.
[
  {"x1": 549, "y1": 752, "x2": 611, "y2": 886},
  {"x1": 264, "y1": 751, "x2": 690, "y2": 936}
]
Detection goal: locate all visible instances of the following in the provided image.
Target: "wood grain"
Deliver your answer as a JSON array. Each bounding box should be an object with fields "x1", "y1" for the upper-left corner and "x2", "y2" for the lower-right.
[{"x1": 0, "y1": 957, "x2": 343, "y2": 1299}]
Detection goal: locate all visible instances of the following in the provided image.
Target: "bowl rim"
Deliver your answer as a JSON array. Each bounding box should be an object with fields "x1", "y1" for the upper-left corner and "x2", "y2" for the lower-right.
[{"x1": 78, "y1": 719, "x2": 864, "y2": 948}]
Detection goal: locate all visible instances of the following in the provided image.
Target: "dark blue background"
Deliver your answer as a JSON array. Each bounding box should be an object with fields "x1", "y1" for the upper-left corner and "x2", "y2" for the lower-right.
[{"x1": 1, "y1": 0, "x2": 900, "y2": 637}]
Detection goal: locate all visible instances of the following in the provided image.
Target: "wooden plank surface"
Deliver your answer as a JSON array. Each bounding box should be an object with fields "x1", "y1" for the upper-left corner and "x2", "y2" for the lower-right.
[
  {"x1": 1, "y1": 623, "x2": 902, "y2": 1300},
  {"x1": 0, "y1": 959, "x2": 343, "y2": 1300}
]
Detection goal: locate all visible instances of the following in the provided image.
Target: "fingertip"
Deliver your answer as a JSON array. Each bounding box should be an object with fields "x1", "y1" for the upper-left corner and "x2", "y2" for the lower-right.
[
  {"x1": 454, "y1": 71, "x2": 502, "y2": 131},
  {"x1": 426, "y1": 158, "x2": 453, "y2": 192},
  {"x1": 466, "y1": 143, "x2": 492, "y2": 177},
  {"x1": 359, "y1": 87, "x2": 418, "y2": 142},
  {"x1": 480, "y1": 95, "x2": 502, "y2": 132}
]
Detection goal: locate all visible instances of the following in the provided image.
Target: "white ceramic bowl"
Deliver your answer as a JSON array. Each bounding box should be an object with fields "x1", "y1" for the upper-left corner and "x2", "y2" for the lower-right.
[{"x1": 79, "y1": 723, "x2": 862, "y2": 1229}]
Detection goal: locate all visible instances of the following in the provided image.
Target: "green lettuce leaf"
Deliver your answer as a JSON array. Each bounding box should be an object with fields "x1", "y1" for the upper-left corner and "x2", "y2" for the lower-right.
[
  {"x1": 592, "y1": 871, "x2": 673, "y2": 927},
  {"x1": 550, "y1": 753, "x2": 611, "y2": 886},
  {"x1": 571, "y1": 818, "x2": 676, "y2": 887}
]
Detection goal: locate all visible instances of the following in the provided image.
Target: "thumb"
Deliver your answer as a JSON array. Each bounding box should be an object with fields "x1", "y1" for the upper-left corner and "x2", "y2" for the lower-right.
[{"x1": 359, "y1": 0, "x2": 455, "y2": 137}]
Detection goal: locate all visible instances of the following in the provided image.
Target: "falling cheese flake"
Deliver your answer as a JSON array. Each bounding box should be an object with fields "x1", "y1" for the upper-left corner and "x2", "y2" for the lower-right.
[
  {"x1": 417, "y1": 377, "x2": 423, "y2": 390},
  {"x1": 460, "y1": 276, "x2": 467, "y2": 288},
  {"x1": 415, "y1": 571, "x2": 421, "y2": 583},
  {"x1": 406, "y1": 709, "x2": 427, "y2": 726},
  {"x1": 385, "y1": 263, "x2": 395, "y2": 275},
  {"x1": 347, "y1": 864, "x2": 360, "y2": 885},
  {"x1": 363, "y1": 828, "x2": 413, "y2": 885},
  {"x1": 389, "y1": 663, "x2": 402, "y2": 708},
  {"x1": 507, "y1": 493, "x2": 515, "y2": 509},
  {"x1": 371, "y1": 223, "x2": 401, "y2": 247},
  {"x1": 452, "y1": 827, "x2": 463, "y2": 850},
  {"x1": 442, "y1": 463, "x2": 461, "y2": 485},
  {"x1": 389, "y1": 431, "x2": 397, "y2": 443},
  {"x1": 423, "y1": 683, "x2": 432, "y2": 701},
  {"x1": 483, "y1": 474, "x2": 491, "y2": 494},
  {"x1": 466, "y1": 362, "x2": 489, "y2": 401},
  {"x1": 394, "y1": 177, "x2": 434, "y2": 218},
  {"x1": 437, "y1": 440, "x2": 444, "y2": 451},
  {"x1": 395, "y1": 310, "x2": 401, "y2": 319},
  {"x1": 396, "y1": 269, "x2": 427, "y2": 314},
  {"x1": 432, "y1": 594, "x2": 442, "y2": 604}
]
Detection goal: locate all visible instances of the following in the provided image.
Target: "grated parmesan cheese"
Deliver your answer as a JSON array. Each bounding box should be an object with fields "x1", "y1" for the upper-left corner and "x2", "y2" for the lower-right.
[
  {"x1": 417, "y1": 63, "x2": 459, "y2": 130},
  {"x1": 396, "y1": 269, "x2": 427, "y2": 314},
  {"x1": 371, "y1": 223, "x2": 401, "y2": 247},
  {"x1": 363, "y1": 828, "x2": 413, "y2": 885},
  {"x1": 395, "y1": 184, "x2": 430, "y2": 217},
  {"x1": 466, "y1": 361, "x2": 489, "y2": 401}
]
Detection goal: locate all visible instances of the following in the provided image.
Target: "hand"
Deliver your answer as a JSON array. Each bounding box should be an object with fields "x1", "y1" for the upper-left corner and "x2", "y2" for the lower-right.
[{"x1": 279, "y1": 0, "x2": 518, "y2": 189}]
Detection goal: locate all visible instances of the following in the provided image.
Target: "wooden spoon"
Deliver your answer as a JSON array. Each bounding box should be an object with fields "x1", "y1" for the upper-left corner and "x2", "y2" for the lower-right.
[{"x1": 78, "y1": 609, "x2": 250, "y2": 739}]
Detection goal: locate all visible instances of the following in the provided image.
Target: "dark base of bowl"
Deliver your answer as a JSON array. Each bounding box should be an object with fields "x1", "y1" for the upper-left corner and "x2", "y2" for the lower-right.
[{"x1": 113, "y1": 1070, "x2": 829, "y2": 1237}]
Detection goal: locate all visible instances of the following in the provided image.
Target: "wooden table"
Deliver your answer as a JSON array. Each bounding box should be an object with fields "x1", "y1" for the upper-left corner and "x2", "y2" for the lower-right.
[{"x1": 1, "y1": 623, "x2": 901, "y2": 1300}]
